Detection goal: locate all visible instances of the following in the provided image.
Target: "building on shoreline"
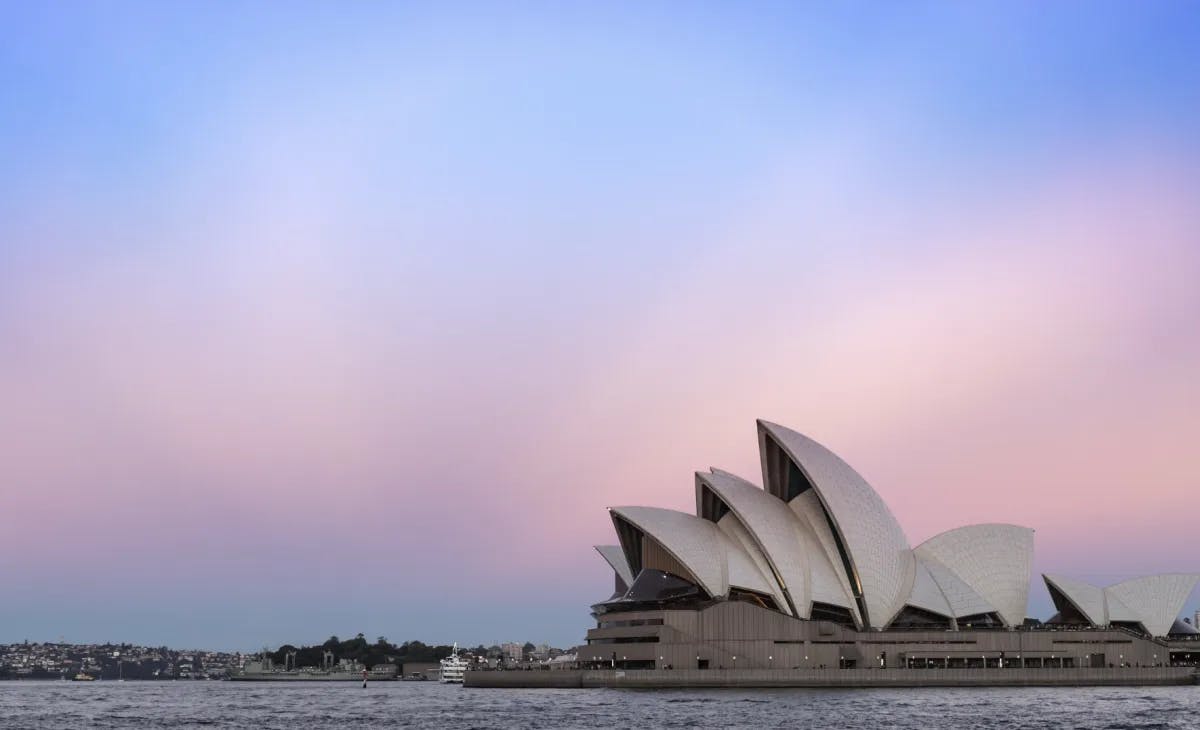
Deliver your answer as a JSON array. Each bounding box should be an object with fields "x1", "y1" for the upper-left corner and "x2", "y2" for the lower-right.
[
  {"x1": 575, "y1": 420, "x2": 1200, "y2": 677},
  {"x1": 0, "y1": 642, "x2": 244, "y2": 680}
]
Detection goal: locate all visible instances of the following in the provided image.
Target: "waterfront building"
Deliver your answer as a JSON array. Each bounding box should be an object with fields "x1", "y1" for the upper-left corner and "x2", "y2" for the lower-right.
[
  {"x1": 579, "y1": 420, "x2": 1200, "y2": 673},
  {"x1": 501, "y1": 643, "x2": 524, "y2": 665}
]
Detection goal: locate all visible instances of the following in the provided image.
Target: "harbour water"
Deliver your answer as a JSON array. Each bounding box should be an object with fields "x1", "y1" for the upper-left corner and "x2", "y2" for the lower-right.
[{"x1": 0, "y1": 682, "x2": 1196, "y2": 728}]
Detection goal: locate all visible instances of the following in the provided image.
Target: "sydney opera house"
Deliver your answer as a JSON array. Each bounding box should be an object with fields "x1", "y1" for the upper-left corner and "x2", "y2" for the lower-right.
[{"x1": 578, "y1": 420, "x2": 1200, "y2": 676}]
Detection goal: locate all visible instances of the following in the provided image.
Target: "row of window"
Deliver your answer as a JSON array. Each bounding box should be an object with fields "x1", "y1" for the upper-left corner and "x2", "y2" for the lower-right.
[
  {"x1": 599, "y1": 618, "x2": 665, "y2": 628},
  {"x1": 807, "y1": 639, "x2": 977, "y2": 645}
]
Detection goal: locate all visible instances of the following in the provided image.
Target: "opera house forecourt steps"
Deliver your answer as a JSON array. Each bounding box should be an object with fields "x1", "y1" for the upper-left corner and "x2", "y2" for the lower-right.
[{"x1": 468, "y1": 420, "x2": 1200, "y2": 689}]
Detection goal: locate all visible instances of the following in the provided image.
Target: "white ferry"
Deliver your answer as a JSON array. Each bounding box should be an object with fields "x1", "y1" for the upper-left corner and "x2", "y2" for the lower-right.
[{"x1": 439, "y1": 644, "x2": 467, "y2": 684}]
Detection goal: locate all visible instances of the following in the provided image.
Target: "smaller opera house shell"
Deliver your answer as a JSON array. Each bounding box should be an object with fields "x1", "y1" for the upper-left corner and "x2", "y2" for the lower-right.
[{"x1": 582, "y1": 421, "x2": 1200, "y2": 671}]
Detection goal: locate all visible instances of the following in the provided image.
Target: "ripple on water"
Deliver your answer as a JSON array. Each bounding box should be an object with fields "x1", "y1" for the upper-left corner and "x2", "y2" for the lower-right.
[{"x1": 0, "y1": 683, "x2": 1197, "y2": 729}]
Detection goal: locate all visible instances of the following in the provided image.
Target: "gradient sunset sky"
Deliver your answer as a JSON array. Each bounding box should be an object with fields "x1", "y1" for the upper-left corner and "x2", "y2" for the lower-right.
[{"x1": 2, "y1": 2, "x2": 1199, "y2": 650}]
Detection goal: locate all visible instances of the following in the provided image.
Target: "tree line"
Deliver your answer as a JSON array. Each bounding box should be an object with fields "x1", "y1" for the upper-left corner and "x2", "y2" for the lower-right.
[{"x1": 268, "y1": 634, "x2": 456, "y2": 669}]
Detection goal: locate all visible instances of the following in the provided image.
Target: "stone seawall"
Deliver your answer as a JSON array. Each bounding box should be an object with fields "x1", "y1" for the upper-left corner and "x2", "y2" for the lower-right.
[{"x1": 465, "y1": 667, "x2": 1198, "y2": 689}]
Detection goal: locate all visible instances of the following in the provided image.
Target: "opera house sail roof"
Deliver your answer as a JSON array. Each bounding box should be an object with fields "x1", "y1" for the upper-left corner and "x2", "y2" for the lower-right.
[
  {"x1": 592, "y1": 420, "x2": 1197, "y2": 638},
  {"x1": 1044, "y1": 573, "x2": 1200, "y2": 637}
]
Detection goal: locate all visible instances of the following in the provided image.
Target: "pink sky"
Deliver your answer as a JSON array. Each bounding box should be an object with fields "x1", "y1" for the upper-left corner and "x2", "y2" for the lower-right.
[
  {"x1": 2, "y1": 3, "x2": 1198, "y2": 648},
  {"x1": 3, "y1": 145, "x2": 1197, "y2": 648}
]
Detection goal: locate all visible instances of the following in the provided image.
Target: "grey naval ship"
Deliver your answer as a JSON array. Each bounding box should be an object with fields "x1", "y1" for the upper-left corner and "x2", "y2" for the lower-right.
[{"x1": 231, "y1": 650, "x2": 397, "y2": 681}]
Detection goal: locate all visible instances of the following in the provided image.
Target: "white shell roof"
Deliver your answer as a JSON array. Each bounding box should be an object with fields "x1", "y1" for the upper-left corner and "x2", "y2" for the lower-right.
[
  {"x1": 715, "y1": 511, "x2": 788, "y2": 612},
  {"x1": 1044, "y1": 574, "x2": 1106, "y2": 625},
  {"x1": 609, "y1": 506, "x2": 774, "y2": 599},
  {"x1": 914, "y1": 524, "x2": 1034, "y2": 627},
  {"x1": 1103, "y1": 591, "x2": 1140, "y2": 624},
  {"x1": 758, "y1": 421, "x2": 913, "y2": 628},
  {"x1": 698, "y1": 469, "x2": 814, "y2": 617},
  {"x1": 599, "y1": 420, "x2": 1200, "y2": 636},
  {"x1": 788, "y1": 490, "x2": 861, "y2": 623},
  {"x1": 724, "y1": 531, "x2": 779, "y2": 598},
  {"x1": 594, "y1": 544, "x2": 635, "y2": 588},
  {"x1": 905, "y1": 560, "x2": 953, "y2": 619},
  {"x1": 1105, "y1": 574, "x2": 1200, "y2": 638},
  {"x1": 1043, "y1": 573, "x2": 1200, "y2": 636},
  {"x1": 921, "y1": 557, "x2": 996, "y2": 619}
]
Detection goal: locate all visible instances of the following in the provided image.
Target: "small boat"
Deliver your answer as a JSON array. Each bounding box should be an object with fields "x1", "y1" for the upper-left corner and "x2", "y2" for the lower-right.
[
  {"x1": 439, "y1": 644, "x2": 467, "y2": 684},
  {"x1": 73, "y1": 672, "x2": 96, "y2": 682}
]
